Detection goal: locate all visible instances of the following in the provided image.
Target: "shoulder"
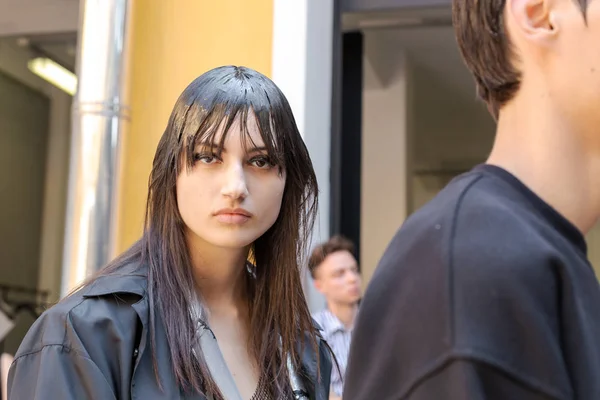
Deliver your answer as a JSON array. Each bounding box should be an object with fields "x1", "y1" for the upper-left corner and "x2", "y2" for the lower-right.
[
  {"x1": 449, "y1": 173, "x2": 559, "y2": 294},
  {"x1": 14, "y1": 262, "x2": 149, "y2": 360},
  {"x1": 366, "y1": 167, "x2": 559, "y2": 334},
  {"x1": 374, "y1": 167, "x2": 555, "y2": 294}
]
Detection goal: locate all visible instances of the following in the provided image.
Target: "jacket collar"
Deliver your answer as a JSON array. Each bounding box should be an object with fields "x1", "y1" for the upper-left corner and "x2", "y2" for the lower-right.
[
  {"x1": 81, "y1": 260, "x2": 326, "y2": 329},
  {"x1": 82, "y1": 261, "x2": 148, "y2": 298},
  {"x1": 80, "y1": 261, "x2": 325, "y2": 335}
]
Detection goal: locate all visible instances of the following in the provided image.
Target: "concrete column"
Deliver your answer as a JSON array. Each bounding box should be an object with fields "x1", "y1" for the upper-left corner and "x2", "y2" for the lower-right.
[
  {"x1": 360, "y1": 32, "x2": 413, "y2": 286},
  {"x1": 61, "y1": 0, "x2": 132, "y2": 296}
]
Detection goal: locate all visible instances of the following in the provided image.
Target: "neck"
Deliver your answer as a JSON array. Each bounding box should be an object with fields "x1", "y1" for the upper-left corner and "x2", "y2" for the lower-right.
[
  {"x1": 328, "y1": 302, "x2": 358, "y2": 329},
  {"x1": 187, "y1": 233, "x2": 251, "y2": 316},
  {"x1": 490, "y1": 88, "x2": 600, "y2": 234}
]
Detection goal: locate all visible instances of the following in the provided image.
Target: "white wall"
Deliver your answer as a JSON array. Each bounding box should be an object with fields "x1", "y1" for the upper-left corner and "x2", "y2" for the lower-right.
[
  {"x1": 0, "y1": 39, "x2": 71, "y2": 301},
  {"x1": 360, "y1": 31, "x2": 412, "y2": 286},
  {"x1": 271, "y1": 0, "x2": 334, "y2": 312}
]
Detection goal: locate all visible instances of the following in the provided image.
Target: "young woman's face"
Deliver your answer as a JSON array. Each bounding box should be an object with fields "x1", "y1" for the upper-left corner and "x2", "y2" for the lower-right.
[{"x1": 176, "y1": 114, "x2": 286, "y2": 250}]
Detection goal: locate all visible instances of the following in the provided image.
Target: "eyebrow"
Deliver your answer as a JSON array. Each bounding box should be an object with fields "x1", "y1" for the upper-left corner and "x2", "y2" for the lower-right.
[
  {"x1": 196, "y1": 141, "x2": 268, "y2": 153},
  {"x1": 333, "y1": 263, "x2": 358, "y2": 271}
]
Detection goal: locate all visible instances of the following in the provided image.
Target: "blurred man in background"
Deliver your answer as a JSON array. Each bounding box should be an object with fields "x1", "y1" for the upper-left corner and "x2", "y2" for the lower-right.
[{"x1": 310, "y1": 236, "x2": 362, "y2": 400}]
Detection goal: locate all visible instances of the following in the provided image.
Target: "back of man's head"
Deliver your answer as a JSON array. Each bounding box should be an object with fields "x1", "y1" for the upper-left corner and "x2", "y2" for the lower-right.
[{"x1": 452, "y1": 0, "x2": 590, "y2": 119}]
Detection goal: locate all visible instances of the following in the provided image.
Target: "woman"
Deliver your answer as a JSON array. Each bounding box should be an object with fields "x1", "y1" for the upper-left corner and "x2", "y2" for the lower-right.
[{"x1": 8, "y1": 66, "x2": 333, "y2": 399}]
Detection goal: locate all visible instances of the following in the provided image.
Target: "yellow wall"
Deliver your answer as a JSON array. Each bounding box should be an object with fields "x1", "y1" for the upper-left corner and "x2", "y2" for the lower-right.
[{"x1": 119, "y1": 0, "x2": 274, "y2": 251}]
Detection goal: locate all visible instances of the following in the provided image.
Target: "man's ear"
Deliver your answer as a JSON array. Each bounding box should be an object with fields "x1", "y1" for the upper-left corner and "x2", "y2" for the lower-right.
[
  {"x1": 313, "y1": 277, "x2": 324, "y2": 293},
  {"x1": 507, "y1": 0, "x2": 558, "y2": 41}
]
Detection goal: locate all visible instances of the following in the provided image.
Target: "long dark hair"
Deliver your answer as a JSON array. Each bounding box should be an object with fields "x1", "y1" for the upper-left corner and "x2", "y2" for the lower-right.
[{"x1": 88, "y1": 66, "x2": 320, "y2": 397}]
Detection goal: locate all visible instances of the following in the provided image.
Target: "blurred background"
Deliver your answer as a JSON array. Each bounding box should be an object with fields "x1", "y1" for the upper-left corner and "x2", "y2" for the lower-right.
[{"x1": 0, "y1": 0, "x2": 598, "y2": 356}]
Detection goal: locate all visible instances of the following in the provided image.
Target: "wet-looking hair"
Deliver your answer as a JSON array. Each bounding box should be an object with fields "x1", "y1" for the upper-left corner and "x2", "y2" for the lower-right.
[
  {"x1": 452, "y1": 0, "x2": 589, "y2": 119},
  {"x1": 91, "y1": 66, "x2": 322, "y2": 398}
]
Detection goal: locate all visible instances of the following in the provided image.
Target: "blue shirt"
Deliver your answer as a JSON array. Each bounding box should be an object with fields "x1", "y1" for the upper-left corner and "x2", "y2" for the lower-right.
[{"x1": 313, "y1": 308, "x2": 353, "y2": 397}]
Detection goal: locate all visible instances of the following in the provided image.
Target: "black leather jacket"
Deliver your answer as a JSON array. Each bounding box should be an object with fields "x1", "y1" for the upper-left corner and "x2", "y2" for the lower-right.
[{"x1": 8, "y1": 262, "x2": 332, "y2": 399}]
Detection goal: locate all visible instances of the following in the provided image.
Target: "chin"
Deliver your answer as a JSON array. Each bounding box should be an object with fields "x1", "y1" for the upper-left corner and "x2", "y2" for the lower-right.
[
  {"x1": 348, "y1": 294, "x2": 362, "y2": 304},
  {"x1": 187, "y1": 219, "x2": 276, "y2": 250},
  {"x1": 208, "y1": 237, "x2": 256, "y2": 249},
  {"x1": 203, "y1": 230, "x2": 262, "y2": 249}
]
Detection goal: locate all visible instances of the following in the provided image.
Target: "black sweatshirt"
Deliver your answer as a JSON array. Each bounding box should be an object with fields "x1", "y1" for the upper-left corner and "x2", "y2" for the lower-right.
[{"x1": 344, "y1": 165, "x2": 600, "y2": 400}]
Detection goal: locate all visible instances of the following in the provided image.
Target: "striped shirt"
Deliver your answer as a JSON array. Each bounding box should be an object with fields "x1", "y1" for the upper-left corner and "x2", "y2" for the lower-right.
[{"x1": 312, "y1": 308, "x2": 353, "y2": 397}]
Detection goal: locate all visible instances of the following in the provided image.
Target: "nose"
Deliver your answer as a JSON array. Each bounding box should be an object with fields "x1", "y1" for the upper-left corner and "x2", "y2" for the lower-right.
[
  {"x1": 221, "y1": 162, "x2": 249, "y2": 200},
  {"x1": 348, "y1": 270, "x2": 360, "y2": 284}
]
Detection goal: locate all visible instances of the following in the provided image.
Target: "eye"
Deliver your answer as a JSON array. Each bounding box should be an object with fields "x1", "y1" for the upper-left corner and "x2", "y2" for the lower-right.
[
  {"x1": 249, "y1": 155, "x2": 274, "y2": 169},
  {"x1": 193, "y1": 152, "x2": 220, "y2": 165}
]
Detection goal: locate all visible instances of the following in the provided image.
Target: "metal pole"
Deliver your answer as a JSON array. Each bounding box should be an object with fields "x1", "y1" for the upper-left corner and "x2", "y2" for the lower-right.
[{"x1": 61, "y1": 0, "x2": 131, "y2": 297}]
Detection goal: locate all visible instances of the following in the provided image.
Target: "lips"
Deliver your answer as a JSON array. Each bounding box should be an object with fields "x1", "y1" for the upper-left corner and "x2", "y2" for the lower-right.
[{"x1": 214, "y1": 208, "x2": 253, "y2": 224}]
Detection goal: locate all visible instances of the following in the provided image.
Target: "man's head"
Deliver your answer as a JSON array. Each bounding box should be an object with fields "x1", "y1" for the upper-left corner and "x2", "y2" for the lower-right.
[
  {"x1": 453, "y1": 0, "x2": 599, "y2": 122},
  {"x1": 309, "y1": 235, "x2": 362, "y2": 306}
]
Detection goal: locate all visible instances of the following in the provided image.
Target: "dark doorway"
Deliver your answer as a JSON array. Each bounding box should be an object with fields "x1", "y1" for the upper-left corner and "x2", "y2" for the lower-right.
[
  {"x1": 330, "y1": 30, "x2": 363, "y2": 266},
  {"x1": 0, "y1": 71, "x2": 50, "y2": 353}
]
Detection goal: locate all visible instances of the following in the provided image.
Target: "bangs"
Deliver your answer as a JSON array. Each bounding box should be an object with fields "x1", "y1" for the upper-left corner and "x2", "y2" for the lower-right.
[
  {"x1": 188, "y1": 105, "x2": 283, "y2": 171},
  {"x1": 173, "y1": 78, "x2": 290, "y2": 173}
]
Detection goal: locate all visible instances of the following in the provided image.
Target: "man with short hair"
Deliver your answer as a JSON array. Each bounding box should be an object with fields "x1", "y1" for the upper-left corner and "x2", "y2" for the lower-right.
[
  {"x1": 344, "y1": 0, "x2": 600, "y2": 399},
  {"x1": 310, "y1": 235, "x2": 361, "y2": 400}
]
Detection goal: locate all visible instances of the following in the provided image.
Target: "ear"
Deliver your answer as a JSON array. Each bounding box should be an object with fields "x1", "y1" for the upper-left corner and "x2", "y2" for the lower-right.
[
  {"x1": 507, "y1": 0, "x2": 558, "y2": 41},
  {"x1": 313, "y1": 278, "x2": 324, "y2": 294}
]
